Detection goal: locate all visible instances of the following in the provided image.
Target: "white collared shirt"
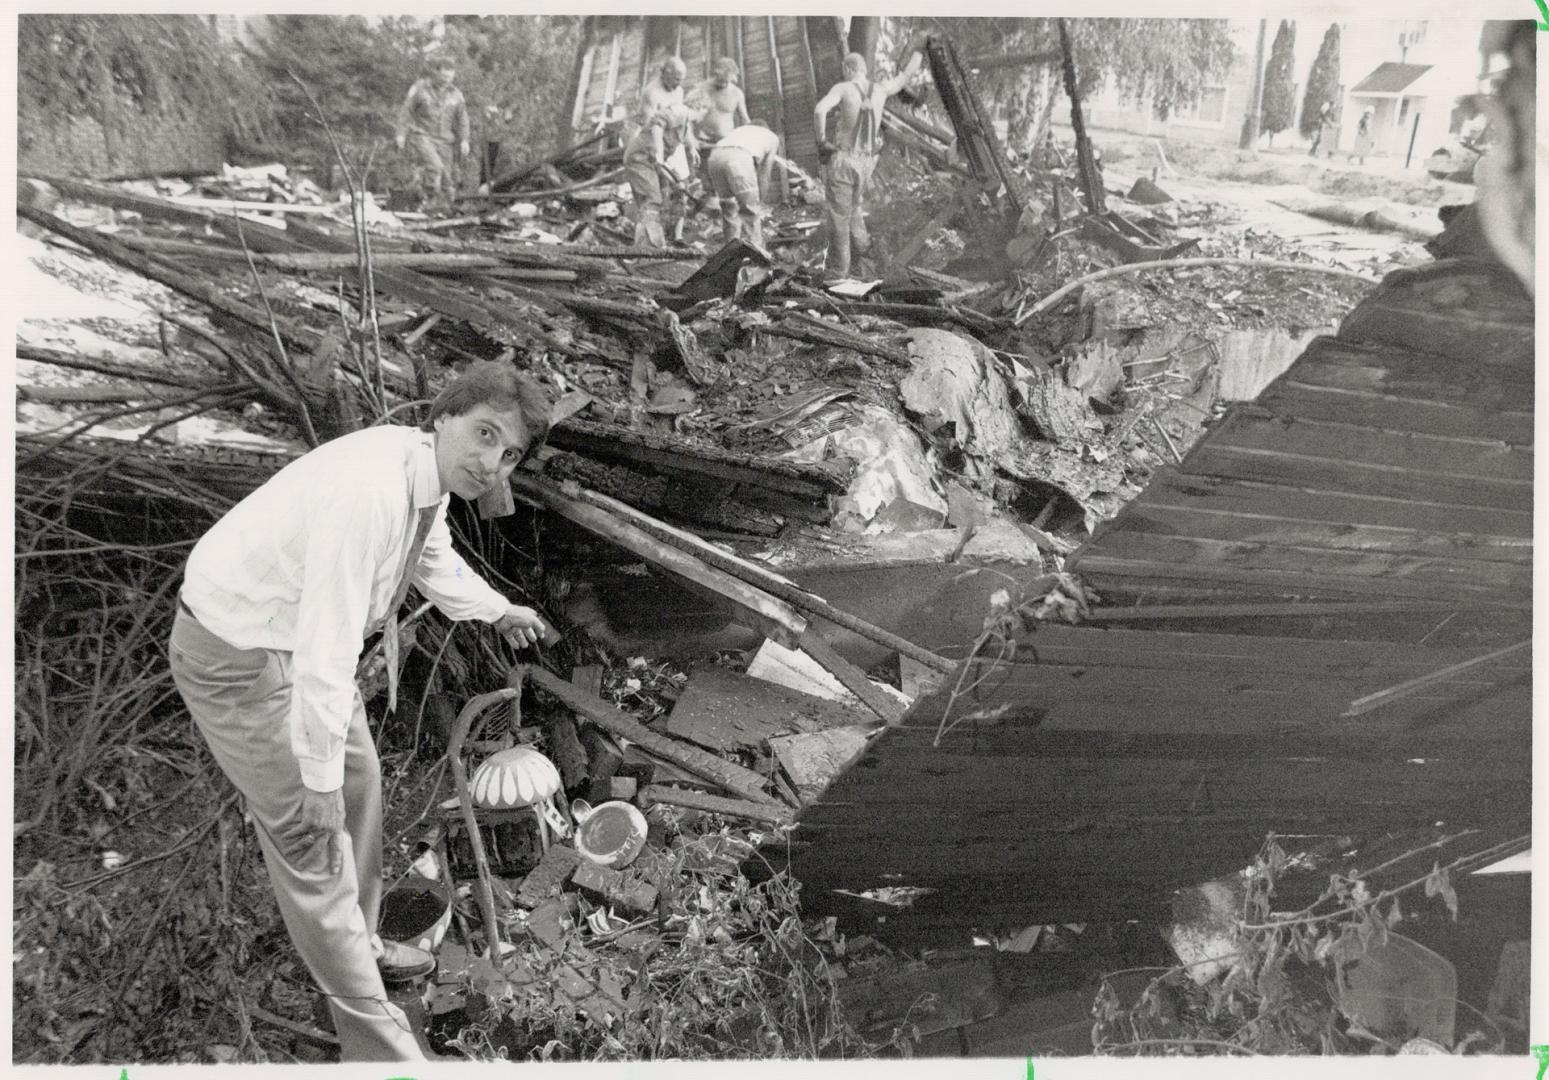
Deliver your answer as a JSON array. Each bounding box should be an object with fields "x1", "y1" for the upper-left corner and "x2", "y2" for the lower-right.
[{"x1": 182, "y1": 425, "x2": 508, "y2": 791}]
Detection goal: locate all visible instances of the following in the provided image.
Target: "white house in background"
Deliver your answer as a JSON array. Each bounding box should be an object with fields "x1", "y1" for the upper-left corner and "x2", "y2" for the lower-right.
[{"x1": 1084, "y1": 17, "x2": 1488, "y2": 165}]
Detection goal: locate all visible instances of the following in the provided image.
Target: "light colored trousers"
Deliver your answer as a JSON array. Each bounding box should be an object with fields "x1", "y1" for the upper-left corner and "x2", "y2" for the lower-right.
[
  {"x1": 707, "y1": 146, "x2": 764, "y2": 249},
  {"x1": 168, "y1": 606, "x2": 424, "y2": 1062},
  {"x1": 823, "y1": 148, "x2": 877, "y2": 278}
]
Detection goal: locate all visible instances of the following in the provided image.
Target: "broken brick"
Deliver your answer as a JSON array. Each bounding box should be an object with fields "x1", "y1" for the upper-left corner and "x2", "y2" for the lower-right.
[
  {"x1": 572, "y1": 860, "x2": 659, "y2": 916},
  {"x1": 515, "y1": 844, "x2": 583, "y2": 909}
]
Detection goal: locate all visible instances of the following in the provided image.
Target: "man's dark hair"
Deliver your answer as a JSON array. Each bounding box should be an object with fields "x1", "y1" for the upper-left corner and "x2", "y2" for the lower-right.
[
  {"x1": 424, "y1": 362, "x2": 552, "y2": 464},
  {"x1": 429, "y1": 56, "x2": 455, "y2": 72}
]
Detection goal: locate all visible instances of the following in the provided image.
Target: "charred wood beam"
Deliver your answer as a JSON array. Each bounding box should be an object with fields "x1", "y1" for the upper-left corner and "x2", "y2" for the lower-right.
[
  {"x1": 883, "y1": 102, "x2": 957, "y2": 146},
  {"x1": 1058, "y1": 19, "x2": 1106, "y2": 217},
  {"x1": 922, "y1": 36, "x2": 1025, "y2": 215},
  {"x1": 28, "y1": 173, "x2": 224, "y2": 230},
  {"x1": 490, "y1": 128, "x2": 610, "y2": 192},
  {"x1": 280, "y1": 220, "x2": 580, "y2": 359},
  {"x1": 639, "y1": 785, "x2": 795, "y2": 825},
  {"x1": 756, "y1": 313, "x2": 913, "y2": 367},
  {"x1": 114, "y1": 238, "x2": 588, "y2": 278},
  {"x1": 547, "y1": 417, "x2": 847, "y2": 500},
  {"x1": 463, "y1": 166, "x2": 626, "y2": 203},
  {"x1": 781, "y1": 296, "x2": 998, "y2": 335}
]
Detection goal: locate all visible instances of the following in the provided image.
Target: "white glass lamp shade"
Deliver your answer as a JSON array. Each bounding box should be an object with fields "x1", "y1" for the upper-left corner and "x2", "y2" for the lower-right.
[{"x1": 469, "y1": 746, "x2": 562, "y2": 810}]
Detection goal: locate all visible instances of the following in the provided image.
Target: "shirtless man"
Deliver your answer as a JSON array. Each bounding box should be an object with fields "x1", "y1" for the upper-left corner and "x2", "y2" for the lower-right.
[
  {"x1": 638, "y1": 57, "x2": 688, "y2": 130},
  {"x1": 813, "y1": 39, "x2": 927, "y2": 278},
  {"x1": 690, "y1": 58, "x2": 751, "y2": 147},
  {"x1": 623, "y1": 101, "x2": 697, "y2": 247}
]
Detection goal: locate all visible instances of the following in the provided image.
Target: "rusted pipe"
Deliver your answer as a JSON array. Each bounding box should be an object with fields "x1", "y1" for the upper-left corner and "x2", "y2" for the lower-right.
[{"x1": 446, "y1": 686, "x2": 521, "y2": 957}]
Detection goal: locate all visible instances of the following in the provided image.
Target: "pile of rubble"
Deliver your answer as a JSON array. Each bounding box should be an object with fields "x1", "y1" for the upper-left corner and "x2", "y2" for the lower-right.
[{"x1": 14, "y1": 111, "x2": 1432, "y2": 1058}]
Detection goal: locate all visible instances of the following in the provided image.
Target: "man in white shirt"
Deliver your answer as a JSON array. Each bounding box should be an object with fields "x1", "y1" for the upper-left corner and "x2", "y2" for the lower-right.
[
  {"x1": 169, "y1": 362, "x2": 550, "y2": 1061},
  {"x1": 705, "y1": 123, "x2": 780, "y2": 249}
]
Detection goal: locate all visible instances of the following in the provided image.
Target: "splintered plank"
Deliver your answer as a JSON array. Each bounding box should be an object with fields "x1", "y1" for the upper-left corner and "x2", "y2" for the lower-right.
[
  {"x1": 1070, "y1": 533, "x2": 1530, "y2": 603},
  {"x1": 1103, "y1": 502, "x2": 1532, "y2": 563},
  {"x1": 1256, "y1": 338, "x2": 1534, "y2": 438},
  {"x1": 1196, "y1": 412, "x2": 1533, "y2": 481},
  {"x1": 662, "y1": 664, "x2": 870, "y2": 753},
  {"x1": 1337, "y1": 261, "x2": 1534, "y2": 368},
  {"x1": 1094, "y1": 471, "x2": 1536, "y2": 538},
  {"x1": 1180, "y1": 447, "x2": 1531, "y2": 513}
]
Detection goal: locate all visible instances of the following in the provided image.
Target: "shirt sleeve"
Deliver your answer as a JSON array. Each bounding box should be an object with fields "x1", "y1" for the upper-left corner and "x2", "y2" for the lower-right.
[
  {"x1": 290, "y1": 480, "x2": 396, "y2": 792},
  {"x1": 411, "y1": 505, "x2": 509, "y2": 624}
]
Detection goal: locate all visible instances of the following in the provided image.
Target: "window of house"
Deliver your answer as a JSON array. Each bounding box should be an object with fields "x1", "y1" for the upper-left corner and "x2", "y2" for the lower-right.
[{"x1": 1173, "y1": 85, "x2": 1228, "y2": 126}]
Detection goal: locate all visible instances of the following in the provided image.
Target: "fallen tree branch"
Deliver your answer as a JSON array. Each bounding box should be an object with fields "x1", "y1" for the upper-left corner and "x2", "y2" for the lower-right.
[{"x1": 1014, "y1": 257, "x2": 1382, "y2": 326}]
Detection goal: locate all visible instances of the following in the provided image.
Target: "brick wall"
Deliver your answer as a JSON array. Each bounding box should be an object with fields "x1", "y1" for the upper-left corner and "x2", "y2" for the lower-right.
[{"x1": 18, "y1": 103, "x2": 229, "y2": 180}]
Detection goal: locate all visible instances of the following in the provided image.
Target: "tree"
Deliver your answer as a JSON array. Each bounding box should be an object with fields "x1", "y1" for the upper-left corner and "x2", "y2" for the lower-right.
[
  {"x1": 1260, "y1": 19, "x2": 1297, "y2": 144},
  {"x1": 848, "y1": 16, "x2": 880, "y2": 70},
  {"x1": 891, "y1": 17, "x2": 1236, "y2": 157},
  {"x1": 1299, "y1": 23, "x2": 1342, "y2": 138}
]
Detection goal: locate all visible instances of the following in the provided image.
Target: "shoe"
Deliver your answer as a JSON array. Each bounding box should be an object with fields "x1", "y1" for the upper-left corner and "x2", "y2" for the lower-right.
[{"x1": 377, "y1": 938, "x2": 436, "y2": 984}]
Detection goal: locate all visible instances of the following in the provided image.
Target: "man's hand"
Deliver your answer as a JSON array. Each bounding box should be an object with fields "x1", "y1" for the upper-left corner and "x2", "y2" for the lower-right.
[
  {"x1": 284, "y1": 787, "x2": 346, "y2": 874},
  {"x1": 495, "y1": 604, "x2": 546, "y2": 649},
  {"x1": 395, "y1": 134, "x2": 407, "y2": 151},
  {"x1": 459, "y1": 139, "x2": 471, "y2": 158}
]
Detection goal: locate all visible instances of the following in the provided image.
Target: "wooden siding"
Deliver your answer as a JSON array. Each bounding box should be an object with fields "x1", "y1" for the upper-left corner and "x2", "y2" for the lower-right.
[
  {"x1": 779, "y1": 256, "x2": 1533, "y2": 945},
  {"x1": 567, "y1": 15, "x2": 843, "y2": 172}
]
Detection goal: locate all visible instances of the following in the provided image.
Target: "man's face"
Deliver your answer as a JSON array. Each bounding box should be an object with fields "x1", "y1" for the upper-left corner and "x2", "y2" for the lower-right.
[
  {"x1": 433, "y1": 404, "x2": 529, "y2": 500},
  {"x1": 434, "y1": 65, "x2": 456, "y2": 87},
  {"x1": 662, "y1": 63, "x2": 684, "y2": 91}
]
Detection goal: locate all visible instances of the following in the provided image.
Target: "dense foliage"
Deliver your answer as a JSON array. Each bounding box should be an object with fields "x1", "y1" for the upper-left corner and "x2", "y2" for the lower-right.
[
  {"x1": 17, "y1": 14, "x2": 274, "y2": 149},
  {"x1": 890, "y1": 17, "x2": 1237, "y2": 155},
  {"x1": 1260, "y1": 20, "x2": 1298, "y2": 142},
  {"x1": 248, "y1": 15, "x2": 581, "y2": 187},
  {"x1": 1299, "y1": 23, "x2": 1343, "y2": 138}
]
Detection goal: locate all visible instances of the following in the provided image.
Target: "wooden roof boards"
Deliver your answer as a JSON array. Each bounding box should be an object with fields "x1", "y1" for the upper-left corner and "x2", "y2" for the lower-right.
[
  {"x1": 1070, "y1": 259, "x2": 1533, "y2": 619},
  {"x1": 778, "y1": 256, "x2": 1533, "y2": 944}
]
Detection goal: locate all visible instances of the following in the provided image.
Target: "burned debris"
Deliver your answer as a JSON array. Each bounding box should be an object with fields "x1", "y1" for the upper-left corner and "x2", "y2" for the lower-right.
[{"x1": 15, "y1": 13, "x2": 1532, "y2": 1066}]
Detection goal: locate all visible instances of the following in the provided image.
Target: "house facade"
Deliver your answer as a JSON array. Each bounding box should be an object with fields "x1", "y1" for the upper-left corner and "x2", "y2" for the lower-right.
[{"x1": 1085, "y1": 18, "x2": 1487, "y2": 164}]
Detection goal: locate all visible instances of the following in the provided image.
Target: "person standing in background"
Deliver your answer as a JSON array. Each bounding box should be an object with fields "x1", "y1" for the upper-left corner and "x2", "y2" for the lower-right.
[
  {"x1": 813, "y1": 38, "x2": 927, "y2": 279},
  {"x1": 394, "y1": 56, "x2": 470, "y2": 212}
]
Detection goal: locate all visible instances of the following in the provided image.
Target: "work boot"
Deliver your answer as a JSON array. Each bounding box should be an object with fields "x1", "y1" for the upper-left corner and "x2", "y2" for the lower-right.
[{"x1": 376, "y1": 938, "x2": 436, "y2": 984}]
